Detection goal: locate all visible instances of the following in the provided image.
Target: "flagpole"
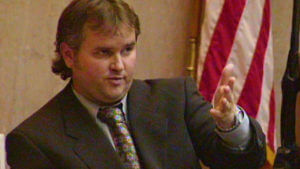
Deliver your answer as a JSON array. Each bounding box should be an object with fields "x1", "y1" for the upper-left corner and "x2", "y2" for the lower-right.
[
  {"x1": 187, "y1": 38, "x2": 197, "y2": 79},
  {"x1": 186, "y1": 0, "x2": 205, "y2": 79},
  {"x1": 274, "y1": 0, "x2": 300, "y2": 167}
]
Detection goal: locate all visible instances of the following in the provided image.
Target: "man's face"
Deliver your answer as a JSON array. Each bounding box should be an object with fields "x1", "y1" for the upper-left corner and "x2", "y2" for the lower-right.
[{"x1": 66, "y1": 24, "x2": 137, "y2": 105}]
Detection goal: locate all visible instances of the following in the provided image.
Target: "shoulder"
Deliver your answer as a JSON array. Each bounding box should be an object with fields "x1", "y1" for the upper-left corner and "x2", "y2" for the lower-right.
[
  {"x1": 132, "y1": 77, "x2": 196, "y2": 91},
  {"x1": 7, "y1": 84, "x2": 71, "y2": 137},
  {"x1": 5, "y1": 85, "x2": 71, "y2": 168},
  {"x1": 129, "y1": 77, "x2": 199, "y2": 102}
]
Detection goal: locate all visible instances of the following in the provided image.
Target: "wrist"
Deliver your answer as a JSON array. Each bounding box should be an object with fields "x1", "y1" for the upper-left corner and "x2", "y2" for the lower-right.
[
  {"x1": 216, "y1": 118, "x2": 238, "y2": 132},
  {"x1": 216, "y1": 107, "x2": 241, "y2": 132}
]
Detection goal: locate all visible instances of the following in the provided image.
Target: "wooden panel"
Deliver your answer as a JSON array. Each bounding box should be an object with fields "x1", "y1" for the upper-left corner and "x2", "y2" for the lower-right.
[{"x1": 296, "y1": 93, "x2": 300, "y2": 146}]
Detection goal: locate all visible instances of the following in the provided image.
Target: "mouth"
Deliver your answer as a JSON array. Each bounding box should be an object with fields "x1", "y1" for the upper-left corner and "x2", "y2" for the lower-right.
[{"x1": 107, "y1": 77, "x2": 125, "y2": 85}]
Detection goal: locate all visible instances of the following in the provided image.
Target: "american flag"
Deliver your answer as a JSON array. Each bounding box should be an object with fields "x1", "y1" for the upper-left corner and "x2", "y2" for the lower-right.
[{"x1": 196, "y1": 0, "x2": 276, "y2": 167}]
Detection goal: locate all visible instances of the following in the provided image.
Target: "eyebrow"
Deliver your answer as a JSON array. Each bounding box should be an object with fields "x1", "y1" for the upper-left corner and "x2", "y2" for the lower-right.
[
  {"x1": 124, "y1": 42, "x2": 136, "y2": 47},
  {"x1": 93, "y1": 41, "x2": 136, "y2": 52}
]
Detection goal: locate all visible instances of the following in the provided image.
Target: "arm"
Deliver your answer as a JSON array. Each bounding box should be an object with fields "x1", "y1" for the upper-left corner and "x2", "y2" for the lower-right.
[{"x1": 184, "y1": 77, "x2": 266, "y2": 169}]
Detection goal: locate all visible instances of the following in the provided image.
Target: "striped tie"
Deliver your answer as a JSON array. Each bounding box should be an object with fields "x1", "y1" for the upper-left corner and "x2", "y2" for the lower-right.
[{"x1": 97, "y1": 106, "x2": 141, "y2": 169}]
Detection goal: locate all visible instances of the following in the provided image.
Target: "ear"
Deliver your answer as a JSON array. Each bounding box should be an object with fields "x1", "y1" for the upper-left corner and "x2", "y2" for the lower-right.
[{"x1": 60, "y1": 42, "x2": 76, "y2": 68}]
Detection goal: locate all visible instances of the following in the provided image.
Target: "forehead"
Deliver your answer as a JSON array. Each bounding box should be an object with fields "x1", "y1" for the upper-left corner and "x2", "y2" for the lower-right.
[{"x1": 82, "y1": 21, "x2": 136, "y2": 43}]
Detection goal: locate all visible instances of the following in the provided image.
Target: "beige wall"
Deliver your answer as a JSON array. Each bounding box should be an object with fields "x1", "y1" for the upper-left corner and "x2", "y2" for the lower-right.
[
  {"x1": 0, "y1": 0, "x2": 193, "y2": 134},
  {"x1": 0, "y1": 0, "x2": 298, "y2": 147}
]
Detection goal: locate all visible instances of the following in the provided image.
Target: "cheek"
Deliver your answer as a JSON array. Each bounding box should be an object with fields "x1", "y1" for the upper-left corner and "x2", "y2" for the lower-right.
[
  {"x1": 83, "y1": 59, "x2": 108, "y2": 76},
  {"x1": 125, "y1": 54, "x2": 137, "y2": 73}
]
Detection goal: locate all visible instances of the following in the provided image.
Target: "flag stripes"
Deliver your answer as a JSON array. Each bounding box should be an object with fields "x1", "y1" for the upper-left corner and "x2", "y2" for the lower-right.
[
  {"x1": 197, "y1": 0, "x2": 276, "y2": 166},
  {"x1": 237, "y1": 0, "x2": 271, "y2": 118},
  {"x1": 197, "y1": 0, "x2": 225, "y2": 83},
  {"x1": 199, "y1": 0, "x2": 247, "y2": 101}
]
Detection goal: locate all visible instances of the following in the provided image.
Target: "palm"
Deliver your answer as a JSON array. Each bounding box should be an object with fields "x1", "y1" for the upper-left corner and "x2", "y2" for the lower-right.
[{"x1": 210, "y1": 64, "x2": 237, "y2": 129}]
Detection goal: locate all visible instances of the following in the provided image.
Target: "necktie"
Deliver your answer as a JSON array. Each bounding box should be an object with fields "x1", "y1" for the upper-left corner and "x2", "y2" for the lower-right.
[{"x1": 97, "y1": 106, "x2": 141, "y2": 169}]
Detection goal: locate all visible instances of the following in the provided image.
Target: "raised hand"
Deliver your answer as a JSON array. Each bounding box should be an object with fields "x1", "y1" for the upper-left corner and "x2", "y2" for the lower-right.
[{"x1": 210, "y1": 64, "x2": 238, "y2": 130}]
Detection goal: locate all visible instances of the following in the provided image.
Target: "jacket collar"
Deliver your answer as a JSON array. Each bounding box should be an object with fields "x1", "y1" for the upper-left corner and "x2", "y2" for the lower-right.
[
  {"x1": 59, "y1": 80, "x2": 168, "y2": 169},
  {"x1": 59, "y1": 82, "x2": 123, "y2": 169}
]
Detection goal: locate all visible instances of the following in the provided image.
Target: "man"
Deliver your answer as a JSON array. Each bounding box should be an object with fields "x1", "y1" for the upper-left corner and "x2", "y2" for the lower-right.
[{"x1": 6, "y1": 0, "x2": 266, "y2": 168}]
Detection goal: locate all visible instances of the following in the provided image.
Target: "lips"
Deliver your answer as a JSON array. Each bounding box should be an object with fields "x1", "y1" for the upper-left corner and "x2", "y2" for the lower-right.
[
  {"x1": 107, "y1": 76, "x2": 124, "y2": 80},
  {"x1": 107, "y1": 76, "x2": 125, "y2": 85}
]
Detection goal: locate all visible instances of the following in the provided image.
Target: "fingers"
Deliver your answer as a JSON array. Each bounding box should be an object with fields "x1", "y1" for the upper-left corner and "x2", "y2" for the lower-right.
[
  {"x1": 213, "y1": 64, "x2": 236, "y2": 109},
  {"x1": 223, "y1": 84, "x2": 234, "y2": 103},
  {"x1": 210, "y1": 107, "x2": 235, "y2": 129},
  {"x1": 211, "y1": 64, "x2": 237, "y2": 128},
  {"x1": 216, "y1": 84, "x2": 234, "y2": 106},
  {"x1": 227, "y1": 76, "x2": 236, "y2": 91},
  {"x1": 219, "y1": 64, "x2": 234, "y2": 86},
  {"x1": 210, "y1": 95, "x2": 236, "y2": 129},
  {"x1": 210, "y1": 103, "x2": 231, "y2": 118},
  {"x1": 210, "y1": 102, "x2": 233, "y2": 122},
  {"x1": 214, "y1": 64, "x2": 236, "y2": 104},
  {"x1": 210, "y1": 108, "x2": 223, "y2": 120},
  {"x1": 214, "y1": 88, "x2": 233, "y2": 112}
]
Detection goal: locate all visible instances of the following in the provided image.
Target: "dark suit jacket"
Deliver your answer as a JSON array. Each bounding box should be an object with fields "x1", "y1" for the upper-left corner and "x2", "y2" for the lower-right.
[{"x1": 6, "y1": 77, "x2": 266, "y2": 169}]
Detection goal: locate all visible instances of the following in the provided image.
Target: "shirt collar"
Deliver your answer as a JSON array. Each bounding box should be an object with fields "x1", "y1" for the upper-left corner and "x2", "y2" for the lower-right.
[{"x1": 72, "y1": 87, "x2": 127, "y2": 120}]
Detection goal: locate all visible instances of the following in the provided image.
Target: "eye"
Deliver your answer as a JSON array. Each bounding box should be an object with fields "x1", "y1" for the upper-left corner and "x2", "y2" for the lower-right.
[
  {"x1": 121, "y1": 45, "x2": 135, "y2": 56},
  {"x1": 101, "y1": 49, "x2": 112, "y2": 55},
  {"x1": 93, "y1": 49, "x2": 112, "y2": 57}
]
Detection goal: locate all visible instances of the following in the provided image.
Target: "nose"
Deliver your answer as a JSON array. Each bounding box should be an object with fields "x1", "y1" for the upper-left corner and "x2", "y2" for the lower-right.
[{"x1": 110, "y1": 54, "x2": 124, "y2": 72}]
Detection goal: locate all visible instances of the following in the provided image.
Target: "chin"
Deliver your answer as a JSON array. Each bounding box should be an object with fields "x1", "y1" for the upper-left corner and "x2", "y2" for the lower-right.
[
  {"x1": 107, "y1": 92, "x2": 126, "y2": 102},
  {"x1": 105, "y1": 85, "x2": 130, "y2": 101}
]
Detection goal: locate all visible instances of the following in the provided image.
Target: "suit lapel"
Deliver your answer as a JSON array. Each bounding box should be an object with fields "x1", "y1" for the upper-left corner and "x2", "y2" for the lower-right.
[
  {"x1": 60, "y1": 84, "x2": 124, "y2": 169},
  {"x1": 127, "y1": 80, "x2": 168, "y2": 169}
]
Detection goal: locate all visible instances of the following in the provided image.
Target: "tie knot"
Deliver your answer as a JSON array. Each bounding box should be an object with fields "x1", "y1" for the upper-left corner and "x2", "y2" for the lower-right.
[{"x1": 97, "y1": 105, "x2": 125, "y2": 127}]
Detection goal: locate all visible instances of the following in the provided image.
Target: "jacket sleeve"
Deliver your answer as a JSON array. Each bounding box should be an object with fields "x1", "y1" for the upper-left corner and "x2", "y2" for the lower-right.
[
  {"x1": 6, "y1": 129, "x2": 56, "y2": 169},
  {"x1": 184, "y1": 77, "x2": 266, "y2": 169}
]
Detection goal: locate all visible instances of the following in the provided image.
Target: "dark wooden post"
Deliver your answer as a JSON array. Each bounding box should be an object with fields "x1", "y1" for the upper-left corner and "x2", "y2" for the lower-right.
[{"x1": 274, "y1": 0, "x2": 300, "y2": 168}]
